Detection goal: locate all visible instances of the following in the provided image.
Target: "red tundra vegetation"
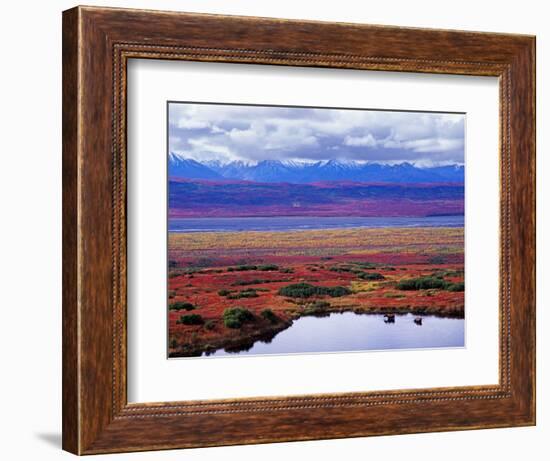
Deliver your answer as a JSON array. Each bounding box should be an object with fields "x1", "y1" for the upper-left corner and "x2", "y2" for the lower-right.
[{"x1": 168, "y1": 227, "x2": 464, "y2": 357}]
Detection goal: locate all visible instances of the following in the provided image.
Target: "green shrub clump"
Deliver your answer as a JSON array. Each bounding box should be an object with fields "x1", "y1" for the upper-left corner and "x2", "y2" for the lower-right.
[
  {"x1": 278, "y1": 283, "x2": 351, "y2": 298},
  {"x1": 260, "y1": 309, "x2": 278, "y2": 324},
  {"x1": 169, "y1": 302, "x2": 196, "y2": 311},
  {"x1": 227, "y1": 265, "x2": 258, "y2": 272},
  {"x1": 358, "y1": 272, "x2": 385, "y2": 281},
  {"x1": 320, "y1": 285, "x2": 352, "y2": 298},
  {"x1": 397, "y1": 277, "x2": 464, "y2": 292},
  {"x1": 176, "y1": 314, "x2": 204, "y2": 325},
  {"x1": 223, "y1": 307, "x2": 255, "y2": 329},
  {"x1": 354, "y1": 262, "x2": 377, "y2": 269},
  {"x1": 383, "y1": 292, "x2": 406, "y2": 298},
  {"x1": 447, "y1": 282, "x2": 465, "y2": 292},
  {"x1": 204, "y1": 320, "x2": 216, "y2": 330},
  {"x1": 227, "y1": 289, "x2": 259, "y2": 299},
  {"x1": 329, "y1": 266, "x2": 351, "y2": 273},
  {"x1": 232, "y1": 279, "x2": 267, "y2": 286},
  {"x1": 397, "y1": 277, "x2": 448, "y2": 290},
  {"x1": 258, "y1": 264, "x2": 279, "y2": 271}
]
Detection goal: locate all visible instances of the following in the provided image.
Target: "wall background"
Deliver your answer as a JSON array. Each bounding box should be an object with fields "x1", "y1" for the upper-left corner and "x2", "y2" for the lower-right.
[{"x1": 0, "y1": 1, "x2": 545, "y2": 459}]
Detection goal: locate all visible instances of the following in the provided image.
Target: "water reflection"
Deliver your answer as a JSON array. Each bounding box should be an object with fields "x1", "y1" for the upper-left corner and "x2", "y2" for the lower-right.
[{"x1": 205, "y1": 312, "x2": 465, "y2": 357}]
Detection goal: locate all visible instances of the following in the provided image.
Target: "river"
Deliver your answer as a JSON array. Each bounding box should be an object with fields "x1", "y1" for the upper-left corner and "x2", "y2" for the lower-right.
[{"x1": 169, "y1": 215, "x2": 464, "y2": 233}]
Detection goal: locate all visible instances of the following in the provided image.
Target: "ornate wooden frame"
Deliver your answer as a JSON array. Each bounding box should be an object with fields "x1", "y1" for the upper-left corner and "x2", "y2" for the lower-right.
[{"x1": 62, "y1": 5, "x2": 536, "y2": 455}]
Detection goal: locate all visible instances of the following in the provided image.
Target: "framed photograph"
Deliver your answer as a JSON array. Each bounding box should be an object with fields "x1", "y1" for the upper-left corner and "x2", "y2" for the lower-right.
[
  {"x1": 62, "y1": 6, "x2": 535, "y2": 455},
  {"x1": 166, "y1": 101, "x2": 466, "y2": 359}
]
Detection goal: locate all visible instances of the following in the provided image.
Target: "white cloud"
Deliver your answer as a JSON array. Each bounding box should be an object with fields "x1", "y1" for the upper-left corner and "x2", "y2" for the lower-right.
[
  {"x1": 187, "y1": 138, "x2": 234, "y2": 158},
  {"x1": 344, "y1": 134, "x2": 377, "y2": 147},
  {"x1": 168, "y1": 103, "x2": 464, "y2": 165},
  {"x1": 227, "y1": 123, "x2": 266, "y2": 145},
  {"x1": 382, "y1": 137, "x2": 463, "y2": 153},
  {"x1": 176, "y1": 119, "x2": 210, "y2": 130},
  {"x1": 210, "y1": 125, "x2": 225, "y2": 134}
]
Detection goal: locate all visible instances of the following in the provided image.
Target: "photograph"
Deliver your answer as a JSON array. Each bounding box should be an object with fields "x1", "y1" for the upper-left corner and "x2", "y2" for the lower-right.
[
  {"x1": 0, "y1": 0, "x2": 539, "y2": 456},
  {"x1": 167, "y1": 102, "x2": 466, "y2": 358}
]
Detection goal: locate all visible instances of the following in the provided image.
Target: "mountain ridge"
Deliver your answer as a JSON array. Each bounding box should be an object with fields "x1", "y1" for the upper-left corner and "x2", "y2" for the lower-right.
[{"x1": 169, "y1": 154, "x2": 464, "y2": 184}]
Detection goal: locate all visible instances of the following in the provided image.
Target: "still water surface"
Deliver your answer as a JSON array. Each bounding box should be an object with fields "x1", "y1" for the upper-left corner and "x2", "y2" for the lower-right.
[
  {"x1": 206, "y1": 312, "x2": 465, "y2": 357},
  {"x1": 170, "y1": 215, "x2": 464, "y2": 233}
]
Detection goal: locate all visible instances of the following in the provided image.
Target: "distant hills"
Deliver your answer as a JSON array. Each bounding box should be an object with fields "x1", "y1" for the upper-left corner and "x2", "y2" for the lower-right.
[
  {"x1": 169, "y1": 178, "x2": 464, "y2": 218},
  {"x1": 168, "y1": 153, "x2": 464, "y2": 184}
]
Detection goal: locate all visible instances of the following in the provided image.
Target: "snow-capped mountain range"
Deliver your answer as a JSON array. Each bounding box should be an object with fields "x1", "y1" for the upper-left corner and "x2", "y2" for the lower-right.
[{"x1": 168, "y1": 153, "x2": 464, "y2": 184}]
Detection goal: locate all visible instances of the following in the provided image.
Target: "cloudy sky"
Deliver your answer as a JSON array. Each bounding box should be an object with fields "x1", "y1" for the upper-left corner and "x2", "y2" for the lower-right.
[{"x1": 168, "y1": 102, "x2": 464, "y2": 166}]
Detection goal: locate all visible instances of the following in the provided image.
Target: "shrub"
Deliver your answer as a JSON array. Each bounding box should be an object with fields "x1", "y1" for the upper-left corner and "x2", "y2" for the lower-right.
[
  {"x1": 396, "y1": 277, "x2": 464, "y2": 292},
  {"x1": 176, "y1": 314, "x2": 204, "y2": 325},
  {"x1": 260, "y1": 309, "x2": 278, "y2": 324},
  {"x1": 329, "y1": 266, "x2": 349, "y2": 273},
  {"x1": 384, "y1": 292, "x2": 406, "y2": 298},
  {"x1": 280, "y1": 267, "x2": 294, "y2": 273},
  {"x1": 330, "y1": 265, "x2": 361, "y2": 274},
  {"x1": 183, "y1": 268, "x2": 204, "y2": 274},
  {"x1": 218, "y1": 289, "x2": 231, "y2": 296},
  {"x1": 223, "y1": 318, "x2": 242, "y2": 329},
  {"x1": 358, "y1": 272, "x2": 385, "y2": 281},
  {"x1": 311, "y1": 301, "x2": 330, "y2": 309},
  {"x1": 303, "y1": 300, "x2": 331, "y2": 316},
  {"x1": 223, "y1": 307, "x2": 255, "y2": 328},
  {"x1": 432, "y1": 269, "x2": 463, "y2": 278},
  {"x1": 323, "y1": 286, "x2": 352, "y2": 297},
  {"x1": 169, "y1": 338, "x2": 178, "y2": 348},
  {"x1": 232, "y1": 279, "x2": 260, "y2": 286},
  {"x1": 353, "y1": 262, "x2": 377, "y2": 269},
  {"x1": 447, "y1": 282, "x2": 465, "y2": 292},
  {"x1": 331, "y1": 264, "x2": 379, "y2": 274},
  {"x1": 258, "y1": 264, "x2": 279, "y2": 271},
  {"x1": 169, "y1": 302, "x2": 196, "y2": 311},
  {"x1": 278, "y1": 283, "x2": 351, "y2": 298},
  {"x1": 397, "y1": 277, "x2": 449, "y2": 290},
  {"x1": 278, "y1": 283, "x2": 318, "y2": 298},
  {"x1": 227, "y1": 289, "x2": 259, "y2": 299},
  {"x1": 204, "y1": 320, "x2": 216, "y2": 330},
  {"x1": 227, "y1": 265, "x2": 257, "y2": 272}
]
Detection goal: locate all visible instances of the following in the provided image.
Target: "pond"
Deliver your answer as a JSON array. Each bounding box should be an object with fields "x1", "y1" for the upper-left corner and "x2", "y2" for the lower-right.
[{"x1": 205, "y1": 312, "x2": 465, "y2": 357}]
